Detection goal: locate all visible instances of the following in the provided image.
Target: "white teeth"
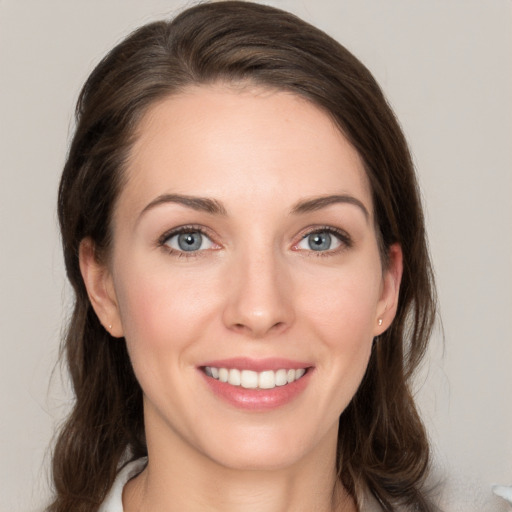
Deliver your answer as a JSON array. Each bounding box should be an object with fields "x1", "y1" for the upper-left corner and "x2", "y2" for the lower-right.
[
  {"x1": 204, "y1": 366, "x2": 307, "y2": 389},
  {"x1": 295, "y1": 368, "x2": 306, "y2": 379},
  {"x1": 258, "y1": 370, "x2": 275, "y2": 389},
  {"x1": 275, "y1": 369, "x2": 288, "y2": 386},
  {"x1": 219, "y1": 368, "x2": 229, "y2": 383},
  {"x1": 241, "y1": 370, "x2": 258, "y2": 389},
  {"x1": 228, "y1": 368, "x2": 241, "y2": 386}
]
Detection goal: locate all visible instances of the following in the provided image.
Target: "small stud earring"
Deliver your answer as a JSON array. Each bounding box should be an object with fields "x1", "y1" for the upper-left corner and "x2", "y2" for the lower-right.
[
  {"x1": 108, "y1": 324, "x2": 112, "y2": 330},
  {"x1": 378, "y1": 318, "x2": 383, "y2": 326}
]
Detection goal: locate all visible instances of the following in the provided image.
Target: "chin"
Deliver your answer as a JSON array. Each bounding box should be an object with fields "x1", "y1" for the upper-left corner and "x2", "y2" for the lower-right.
[
  {"x1": 194, "y1": 419, "x2": 338, "y2": 473},
  {"x1": 207, "y1": 442, "x2": 310, "y2": 472}
]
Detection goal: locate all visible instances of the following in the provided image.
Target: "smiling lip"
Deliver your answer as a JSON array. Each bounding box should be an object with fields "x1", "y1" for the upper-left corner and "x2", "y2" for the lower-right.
[
  {"x1": 198, "y1": 357, "x2": 313, "y2": 411},
  {"x1": 201, "y1": 357, "x2": 311, "y2": 372}
]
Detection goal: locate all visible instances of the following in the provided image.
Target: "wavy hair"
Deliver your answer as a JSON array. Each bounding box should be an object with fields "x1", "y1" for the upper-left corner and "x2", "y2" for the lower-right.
[{"x1": 49, "y1": 2, "x2": 437, "y2": 511}]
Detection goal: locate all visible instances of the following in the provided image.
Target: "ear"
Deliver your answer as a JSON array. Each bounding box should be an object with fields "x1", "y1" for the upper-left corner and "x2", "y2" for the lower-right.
[
  {"x1": 375, "y1": 243, "x2": 403, "y2": 335},
  {"x1": 79, "y1": 238, "x2": 124, "y2": 338}
]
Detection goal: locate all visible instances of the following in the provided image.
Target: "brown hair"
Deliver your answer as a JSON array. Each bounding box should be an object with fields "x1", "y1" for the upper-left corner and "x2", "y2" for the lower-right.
[{"x1": 50, "y1": 2, "x2": 437, "y2": 511}]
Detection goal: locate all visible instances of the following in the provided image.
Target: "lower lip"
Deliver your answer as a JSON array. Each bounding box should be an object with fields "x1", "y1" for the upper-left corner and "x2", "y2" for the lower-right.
[{"x1": 200, "y1": 369, "x2": 312, "y2": 411}]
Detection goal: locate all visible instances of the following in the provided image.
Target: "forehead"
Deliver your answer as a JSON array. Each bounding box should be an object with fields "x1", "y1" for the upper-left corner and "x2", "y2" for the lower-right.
[{"x1": 120, "y1": 84, "x2": 372, "y2": 218}]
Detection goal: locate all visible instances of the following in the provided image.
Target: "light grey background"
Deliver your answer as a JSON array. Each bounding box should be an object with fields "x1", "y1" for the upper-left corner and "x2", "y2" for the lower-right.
[{"x1": 1, "y1": 1, "x2": 511, "y2": 511}]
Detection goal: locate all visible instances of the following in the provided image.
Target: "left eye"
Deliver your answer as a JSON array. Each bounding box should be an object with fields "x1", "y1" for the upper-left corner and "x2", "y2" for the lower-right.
[
  {"x1": 297, "y1": 230, "x2": 343, "y2": 252},
  {"x1": 164, "y1": 231, "x2": 214, "y2": 252}
]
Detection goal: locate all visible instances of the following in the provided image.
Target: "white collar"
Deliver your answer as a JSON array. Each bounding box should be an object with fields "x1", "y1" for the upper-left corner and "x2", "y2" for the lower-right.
[{"x1": 98, "y1": 457, "x2": 147, "y2": 512}]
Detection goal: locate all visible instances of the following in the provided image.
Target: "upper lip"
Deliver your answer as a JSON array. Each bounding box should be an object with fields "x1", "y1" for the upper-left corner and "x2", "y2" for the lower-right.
[{"x1": 199, "y1": 357, "x2": 312, "y2": 372}]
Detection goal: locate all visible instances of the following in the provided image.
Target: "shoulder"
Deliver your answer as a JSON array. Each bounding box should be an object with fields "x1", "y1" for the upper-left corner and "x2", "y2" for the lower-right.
[{"x1": 98, "y1": 457, "x2": 147, "y2": 512}]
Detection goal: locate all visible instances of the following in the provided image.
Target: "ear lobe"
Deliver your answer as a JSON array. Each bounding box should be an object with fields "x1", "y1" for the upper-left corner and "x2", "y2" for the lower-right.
[
  {"x1": 375, "y1": 243, "x2": 403, "y2": 335},
  {"x1": 79, "y1": 238, "x2": 123, "y2": 338}
]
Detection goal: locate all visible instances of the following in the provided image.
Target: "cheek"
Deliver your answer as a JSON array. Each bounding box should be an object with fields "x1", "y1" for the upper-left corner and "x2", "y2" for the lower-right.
[
  {"x1": 113, "y1": 262, "x2": 214, "y2": 353},
  {"x1": 300, "y1": 265, "x2": 381, "y2": 341},
  {"x1": 297, "y1": 264, "x2": 381, "y2": 401}
]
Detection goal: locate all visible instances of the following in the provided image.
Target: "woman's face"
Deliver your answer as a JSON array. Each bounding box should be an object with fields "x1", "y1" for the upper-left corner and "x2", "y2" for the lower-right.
[{"x1": 82, "y1": 84, "x2": 401, "y2": 471}]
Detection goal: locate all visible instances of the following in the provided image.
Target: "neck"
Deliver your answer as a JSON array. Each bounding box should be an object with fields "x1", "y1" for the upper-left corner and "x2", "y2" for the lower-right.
[
  {"x1": 123, "y1": 412, "x2": 356, "y2": 512},
  {"x1": 127, "y1": 462, "x2": 352, "y2": 512}
]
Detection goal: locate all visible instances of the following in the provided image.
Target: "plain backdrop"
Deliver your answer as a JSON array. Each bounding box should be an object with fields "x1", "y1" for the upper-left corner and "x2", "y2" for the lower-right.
[{"x1": 1, "y1": 1, "x2": 511, "y2": 511}]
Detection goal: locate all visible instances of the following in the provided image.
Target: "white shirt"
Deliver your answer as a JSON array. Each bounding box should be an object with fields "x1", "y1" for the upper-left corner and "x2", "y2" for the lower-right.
[{"x1": 98, "y1": 458, "x2": 147, "y2": 512}]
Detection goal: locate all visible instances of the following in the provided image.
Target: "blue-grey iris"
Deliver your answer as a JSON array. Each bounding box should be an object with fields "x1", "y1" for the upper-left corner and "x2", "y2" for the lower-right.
[
  {"x1": 178, "y1": 232, "x2": 203, "y2": 251},
  {"x1": 308, "y1": 232, "x2": 331, "y2": 251}
]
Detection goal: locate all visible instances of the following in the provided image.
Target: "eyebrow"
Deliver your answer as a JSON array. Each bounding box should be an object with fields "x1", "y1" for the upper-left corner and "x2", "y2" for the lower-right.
[
  {"x1": 138, "y1": 192, "x2": 369, "y2": 222},
  {"x1": 138, "y1": 193, "x2": 227, "y2": 220},
  {"x1": 290, "y1": 194, "x2": 370, "y2": 220}
]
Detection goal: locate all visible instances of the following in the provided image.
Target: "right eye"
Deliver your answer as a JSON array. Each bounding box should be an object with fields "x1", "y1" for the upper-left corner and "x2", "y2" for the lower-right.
[{"x1": 162, "y1": 229, "x2": 215, "y2": 253}]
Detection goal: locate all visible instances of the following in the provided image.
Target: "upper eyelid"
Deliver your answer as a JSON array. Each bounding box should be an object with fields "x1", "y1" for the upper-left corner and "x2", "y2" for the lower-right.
[
  {"x1": 158, "y1": 224, "x2": 215, "y2": 245},
  {"x1": 296, "y1": 225, "x2": 352, "y2": 242}
]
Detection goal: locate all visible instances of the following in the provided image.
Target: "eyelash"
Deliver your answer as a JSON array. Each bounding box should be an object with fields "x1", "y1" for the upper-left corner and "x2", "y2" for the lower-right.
[
  {"x1": 157, "y1": 224, "x2": 216, "y2": 258},
  {"x1": 156, "y1": 224, "x2": 352, "y2": 258},
  {"x1": 293, "y1": 226, "x2": 353, "y2": 257}
]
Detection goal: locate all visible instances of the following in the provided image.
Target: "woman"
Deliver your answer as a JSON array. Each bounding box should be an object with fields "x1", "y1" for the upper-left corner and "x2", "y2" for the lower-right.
[{"x1": 49, "y1": 1, "x2": 437, "y2": 511}]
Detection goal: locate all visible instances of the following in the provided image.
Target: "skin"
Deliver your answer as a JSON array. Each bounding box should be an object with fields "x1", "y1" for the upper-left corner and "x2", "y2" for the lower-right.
[{"x1": 80, "y1": 84, "x2": 402, "y2": 512}]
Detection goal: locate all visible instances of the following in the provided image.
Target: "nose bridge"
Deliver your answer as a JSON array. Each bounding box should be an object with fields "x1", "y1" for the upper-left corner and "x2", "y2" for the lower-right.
[{"x1": 222, "y1": 241, "x2": 294, "y2": 337}]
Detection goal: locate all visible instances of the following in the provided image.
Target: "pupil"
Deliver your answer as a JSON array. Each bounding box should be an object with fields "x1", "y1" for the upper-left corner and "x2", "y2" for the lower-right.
[
  {"x1": 308, "y1": 232, "x2": 331, "y2": 251},
  {"x1": 178, "y1": 232, "x2": 202, "y2": 251}
]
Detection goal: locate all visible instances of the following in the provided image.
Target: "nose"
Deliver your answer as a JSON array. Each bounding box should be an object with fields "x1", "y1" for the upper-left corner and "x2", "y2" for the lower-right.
[{"x1": 222, "y1": 247, "x2": 295, "y2": 338}]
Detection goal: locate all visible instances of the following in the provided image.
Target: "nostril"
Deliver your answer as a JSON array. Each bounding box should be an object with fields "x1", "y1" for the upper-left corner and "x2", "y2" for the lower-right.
[
  {"x1": 229, "y1": 320, "x2": 287, "y2": 337},
  {"x1": 231, "y1": 323, "x2": 252, "y2": 335}
]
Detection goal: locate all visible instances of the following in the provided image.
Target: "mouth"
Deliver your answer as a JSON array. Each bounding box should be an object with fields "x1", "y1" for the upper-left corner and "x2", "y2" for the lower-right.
[
  {"x1": 202, "y1": 366, "x2": 307, "y2": 390},
  {"x1": 198, "y1": 357, "x2": 313, "y2": 410}
]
